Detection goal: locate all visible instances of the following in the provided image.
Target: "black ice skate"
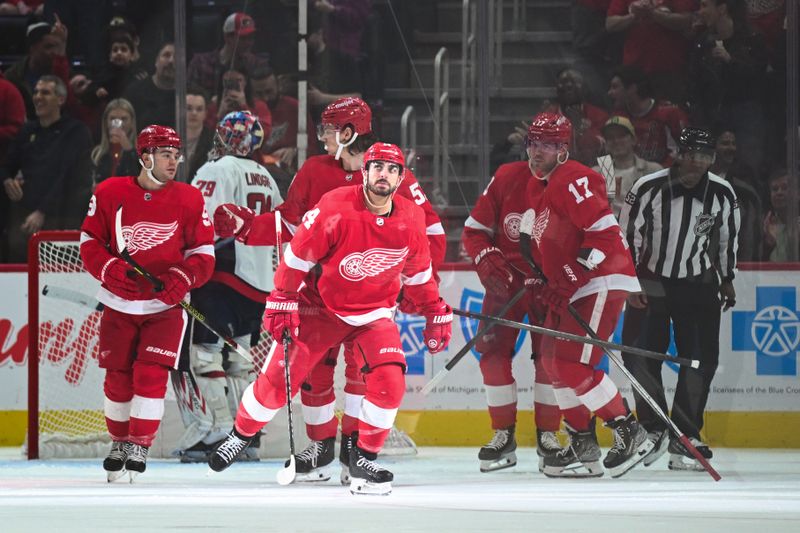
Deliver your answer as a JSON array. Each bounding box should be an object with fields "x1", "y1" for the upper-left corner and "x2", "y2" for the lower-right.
[
  {"x1": 603, "y1": 413, "x2": 653, "y2": 478},
  {"x1": 349, "y1": 442, "x2": 393, "y2": 496},
  {"x1": 536, "y1": 429, "x2": 564, "y2": 473},
  {"x1": 125, "y1": 443, "x2": 149, "y2": 483},
  {"x1": 207, "y1": 428, "x2": 254, "y2": 473},
  {"x1": 668, "y1": 437, "x2": 712, "y2": 472},
  {"x1": 542, "y1": 421, "x2": 603, "y2": 478},
  {"x1": 103, "y1": 440, "x2": 129, "y2": 482},
  {"x1": 241, "y1": 432, "x2": 262, "y2": 462},
  {"x1": 294, "y1": 437, "x2": 335, "y2": 482},
  {"x1": 339, "y1": 433, "x2": 354, "y2": 485},
  {"x1": 179, "y1": 441, "x2": 214, "y2": 464},
  {"x1": 643, "y1": 429, "x2": 670, "y2": 467},
  {"x1": 478, "y1": 425, "x2": 517, "y2": 473}
]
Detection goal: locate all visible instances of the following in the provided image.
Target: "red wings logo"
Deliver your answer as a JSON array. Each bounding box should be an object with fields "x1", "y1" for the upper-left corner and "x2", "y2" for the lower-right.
[
  {"x1": 338, "y1": 247, "x2": 409, "y2": 281},
  {"x1": 531, "y1": 207, "x2": 550, "y2": 246},
  {"x1": 121, "y1": 221, "x2": 178, "y2": 254},
  {"x1": 503, "y1": 212, "x2": 522, "y2": 242}
]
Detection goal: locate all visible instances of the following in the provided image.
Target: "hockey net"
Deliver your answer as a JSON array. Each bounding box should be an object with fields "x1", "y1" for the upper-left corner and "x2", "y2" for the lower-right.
[{"x1": 26, "y1": 231, "x2": 416, "y2": 459}]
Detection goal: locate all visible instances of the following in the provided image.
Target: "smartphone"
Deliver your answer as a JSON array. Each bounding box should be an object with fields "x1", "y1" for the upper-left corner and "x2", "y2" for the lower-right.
[
  {"x1": 223, "y1": 78, "x2": 240, "y2": 92},
  {"x1": 110, "y1": 118, "x2": 124, "y2": 129}
]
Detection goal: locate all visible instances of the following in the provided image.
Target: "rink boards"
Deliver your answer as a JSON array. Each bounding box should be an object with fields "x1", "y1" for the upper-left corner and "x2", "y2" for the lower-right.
[{"x1": 1, "y1": 264, "x2": 798, "y2": 448}]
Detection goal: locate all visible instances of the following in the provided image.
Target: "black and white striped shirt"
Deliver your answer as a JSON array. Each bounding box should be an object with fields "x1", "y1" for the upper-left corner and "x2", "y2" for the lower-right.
[{"x1": 619, "y1": 168, "x2": 740, "y2": 282}]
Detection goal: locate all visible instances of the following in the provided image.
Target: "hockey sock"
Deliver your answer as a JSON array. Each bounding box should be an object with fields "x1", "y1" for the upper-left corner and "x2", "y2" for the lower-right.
[
  {"x1": 357, "y1": 364, "x2": 404, "y2": 453},
  {"x1": 128, "y1": 360, "x2": 170, "y2": 446}
]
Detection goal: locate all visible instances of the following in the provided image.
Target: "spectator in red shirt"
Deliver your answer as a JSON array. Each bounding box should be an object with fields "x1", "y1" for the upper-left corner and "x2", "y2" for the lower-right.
[
  {"x1": 606, "y1": 65, "x2": 687, "y2": 165},
  {"x1": 606, "y1": 0, "x2": 697, "y2": 101},
  {"x1": 250, "y1": 66, "x2": 318, "y2": 174}
]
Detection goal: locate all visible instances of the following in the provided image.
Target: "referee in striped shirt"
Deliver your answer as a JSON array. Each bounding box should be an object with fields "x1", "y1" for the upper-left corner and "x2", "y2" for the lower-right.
[{"x1": 618, "y1": 127, "x2": 740, "y2": 470}]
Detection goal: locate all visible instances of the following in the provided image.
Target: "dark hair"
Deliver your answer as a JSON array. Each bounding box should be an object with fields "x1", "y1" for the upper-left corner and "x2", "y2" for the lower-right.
[
  {"x1": 110, "y1": 35, "x2": 134, "y2": 52},
  {"x1": 612, "y1": 65, "x2": 653, "y2": 99},
  {"x1": 250, "y1": 65, "x2": 275, "y2": 81},
  {"x1": 767, "y1": 167, "x2": 788, "y2": 184},
  {"x1": 26, "y1": 19, "x2": 51, "y2": 49},
  {"x1": 186, "y1": 84, "x2": 209, "y2": 103},
  {"x1": 350, "y1": 131, "x2": 379, "y2": 155},
  {"x1": 710, "y1": 0, "x2": 748, "y2": 29}
]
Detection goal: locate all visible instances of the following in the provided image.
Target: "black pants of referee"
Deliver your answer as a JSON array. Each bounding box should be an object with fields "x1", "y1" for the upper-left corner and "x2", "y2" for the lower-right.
[{"x1": 622, "y1": 277, "x2": 721, "y2": 441}]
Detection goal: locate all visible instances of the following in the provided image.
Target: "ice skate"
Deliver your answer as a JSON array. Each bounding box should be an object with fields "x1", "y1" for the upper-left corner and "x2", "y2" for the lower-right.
[
  {"x1": 643, "y1": 430, "x2": 670, "y2": 467},
  {"x1": 240, "y1": 433, "x2": 262, "y2": 462},
  {"x1": 125, "y1": 443, "x2": 149, "y2": 483},
  {"x1": 349, "y1": 443, "x2": 393, "y2": 496},
  {"x1": 542, "y1": 421, "x2": 603, "y2": 478},
  {"x1": 536, "y1": 429, "x2": 563, "y2": 473},
  {"x1": 340, "y1": 433, "x2": 354, "y2": 485},
  {"x1": 478, "y1": 426, "x2": 517, "y2": 473},
  {"x1": 668, "y1": 437, "x2": 712, "y2": 472},
  {"x1": 103, "y1": 441, "x2": 129, "y2": 482},
  {"x1": 207, "y1": 428, "x2": 253, "y2": 473},
  {"x1": 294, "y1": 437, "x2": 335, "y2": 482},
  {"x1": 603, "y1": 413, "x2": 653, "y2": 478}
]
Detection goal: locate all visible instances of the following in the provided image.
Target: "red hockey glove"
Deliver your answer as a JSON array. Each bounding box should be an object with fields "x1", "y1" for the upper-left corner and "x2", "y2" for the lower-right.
[
  {"x1": 421, "y1": 298, "x2": 453, "y2": 354},
  {"x1": 101, "y1": 258, "x2": 140, "y2": 299},
  {"x1": 474, "y1": 247, "x2": 520, "y2": 297},
  {"x1": 537, "y1": 262, "x2": 590, "y2": 312},
  {"x1": 214, "y1": 204, "x2": 255, "y2": 242},
  {"x1": 157, "y1": 267, "x2": 193, "y2": 306},
  {"x1": 263, "y1": 290, "x2": 301, "y2": 341},
  {"x1": 396, "y1": 289, "x2": 419, "y2": 315}
]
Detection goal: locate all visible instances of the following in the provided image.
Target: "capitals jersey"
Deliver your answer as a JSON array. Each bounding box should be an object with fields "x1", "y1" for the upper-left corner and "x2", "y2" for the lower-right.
[
  {"x1": 244, "y1": 154, "x2": 446, "y2": 270},
  {"x1": 463, "y1": 160, "x2": 546, "y2": 273},
  {"x1": 192, "y1": 155, "x2": 283, "y2": 300},
  {"x1": 276, "y1": 185, "x2": 439, "y2": 326},
  {"x1": 80, "y1": 176, "x2": 215, "y2": 315},
  {"x1": 525, "y1": 160, "x2": 640, "y2": 301}
]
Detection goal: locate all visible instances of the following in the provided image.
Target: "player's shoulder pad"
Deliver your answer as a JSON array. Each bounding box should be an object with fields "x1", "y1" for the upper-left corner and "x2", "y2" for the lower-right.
[
  {"x1": 495, "y1": 160, "x2": 532, "y2": 183},
  {"x1": 93, "y1": 176, "x2": 130, "y2": 199}
]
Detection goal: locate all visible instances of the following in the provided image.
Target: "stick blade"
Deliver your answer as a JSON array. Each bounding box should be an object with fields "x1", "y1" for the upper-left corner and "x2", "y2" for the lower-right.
[
  {"x1": 421, "y1": 369, "x2": 448, "y2": 396},
  {"x1": 677, "y1": 435, "x2": 722, "y2": 481},
  {"x1": 276, "y1": 455, "x2": 296, "y2": 485}
]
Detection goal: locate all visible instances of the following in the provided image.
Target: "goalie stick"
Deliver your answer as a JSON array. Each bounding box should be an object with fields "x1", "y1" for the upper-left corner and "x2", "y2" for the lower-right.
[
  {"x1": 272, "y1": 210, "x2": 298, "y2": 486},
  {"x1": 518, "y1": 210, "x2": 721, "y2": 481},
  {"x1": 114, "y1": 205, "x2": 255, "y2": 364}
]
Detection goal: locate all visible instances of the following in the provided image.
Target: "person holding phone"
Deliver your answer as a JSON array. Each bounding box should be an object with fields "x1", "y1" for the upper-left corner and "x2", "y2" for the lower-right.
[
  {"x1": 91, "y1": 99, "x2": 139, "y2": 186},
  {"x1": 205, "y1": 69, "x2": 272, "y2": 142}
]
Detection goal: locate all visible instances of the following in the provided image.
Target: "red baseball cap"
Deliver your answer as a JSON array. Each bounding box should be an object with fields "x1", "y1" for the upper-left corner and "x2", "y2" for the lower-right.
[{"x1": 223, "y1": 12, "x2": 256, "y2": 36}]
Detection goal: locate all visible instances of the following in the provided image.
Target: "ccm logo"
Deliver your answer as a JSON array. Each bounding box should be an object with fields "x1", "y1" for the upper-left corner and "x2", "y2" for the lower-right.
[{"x1": 146, "y1": 346, "x2": 177, "y2": 358}]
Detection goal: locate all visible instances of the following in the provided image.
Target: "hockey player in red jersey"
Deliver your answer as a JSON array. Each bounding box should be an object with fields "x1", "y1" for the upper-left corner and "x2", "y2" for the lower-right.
[
  {"x1": 521, "y1": 112, "x2": 653, "y2": 478},
  {"x1": 208, "y1": 143, "x2": 452, "y2": 495},
  {"x1": 174, "y1": 111, "x2": 283, "y2": 463},
  {"x1": 462, "y1": 153, "x2": 565, "y2": 473},
  {"x1": 79, "y1": 125, "x2": 215, "y2": 482},
  {"x1": 213, "y1": 97, "x2": 445, "y2": 483}
]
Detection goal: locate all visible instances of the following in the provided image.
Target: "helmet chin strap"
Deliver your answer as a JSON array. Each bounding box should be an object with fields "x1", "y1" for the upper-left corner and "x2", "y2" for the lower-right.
[
  {"x1": 139, "y1": 154, "x2": 167, "y2": 187},
  {"x1": 334, "y1": 130, "x2": 358, "y2": 160},
  {"x1": 361, "y1": 169, "x2": 403, "y2": 211}
]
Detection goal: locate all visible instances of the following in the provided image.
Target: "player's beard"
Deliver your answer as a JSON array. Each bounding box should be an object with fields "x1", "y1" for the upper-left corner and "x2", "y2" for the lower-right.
[{"x1": 367, "y1": 180, "x2": 397, "y2": 197}]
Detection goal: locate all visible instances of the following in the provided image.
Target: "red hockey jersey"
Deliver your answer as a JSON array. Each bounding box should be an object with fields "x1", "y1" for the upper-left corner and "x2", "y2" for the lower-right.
[
  {"x1": 80, "y1": 176, "x2": 215, "y2": 315},
  {"x1": 623, "y1": 101, "x2": 687, "y2": 166},
  {"x1": 525, "y1": 160, "x2": 640, "y2": 301},
  {"x1": 275, "y1": 185, "x2": 439, "y2": 325},
  {"x1": 462, "y1": 160, "x2": 546, "y2": 274},
  {"x1": 245, "y1": 154, "x2": 446, "y2": 269}
]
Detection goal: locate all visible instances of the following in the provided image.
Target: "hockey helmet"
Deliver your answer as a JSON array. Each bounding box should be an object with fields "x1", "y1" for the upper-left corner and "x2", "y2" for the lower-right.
[
  {"x1": 678, "y1": 127, "x2": 716, "y2": 154},
  {"x1": 362, "y1": 142, "x2": 405, "y2": 173},
  {"x1": 527, "y1": 112, "x2": 572, "y2": 148},
  {"x1": 319, "y1": 97, "x2": 372, "y2": 135},
  {"x1": 215, "y1": 110, "x2": 264, "y2": 157},
  {"x1": 137, "y1": 125, "x2": 181, "y2": 157}
]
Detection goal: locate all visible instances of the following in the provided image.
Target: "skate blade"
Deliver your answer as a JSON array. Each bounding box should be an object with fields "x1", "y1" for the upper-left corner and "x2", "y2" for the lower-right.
[
  {"x1": 608, "y1": 440, "x2": 655, "y2": 478},
  {"x1": 543, "y1": 461, "x2": 604, "y2": 479},
  {"x1": 128, "y1": 471, "x2": 139, "y2": 483},
  {"x1": 643, "y1": 439, "x2": 670, "y2": 467},
  {"x1": 340, "y1": 465, "x2": 350, "y2": 486},
  {"x1": 668, "y1": 454, "x2": 706, "y2": 472},
  {"x1": 180, "y1": 453, "x2": 211, "y2": 464},
  {"x1": 106, "y1": 468, "x2": 127, "y2": 483},
  {"x1": 349, "y1": 477, "x2": 392, "y2": 496},
  {"x1": 479, "y1": 452, "x2": 517, "y2": 473},
  {"x1": 295, "y1": 467, "x2": 332, "y2": 483}
]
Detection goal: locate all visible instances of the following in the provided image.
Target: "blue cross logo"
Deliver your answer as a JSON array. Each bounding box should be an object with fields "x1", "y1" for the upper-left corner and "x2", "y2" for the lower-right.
[
  {"x1": 457, "y1": 288, "x2": 529, "y2": 360},
  {"x1": 396, "y1": 310, "x2": 428, "y2": 375},
  {"x1": 732, "y1": 286, "x2": 800, "y2": 376}
]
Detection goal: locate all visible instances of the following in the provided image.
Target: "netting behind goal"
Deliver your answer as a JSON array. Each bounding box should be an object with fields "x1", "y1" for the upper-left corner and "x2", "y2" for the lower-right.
[{"x1": 27, "y1": 231, "x2": 416, "y2": 459}]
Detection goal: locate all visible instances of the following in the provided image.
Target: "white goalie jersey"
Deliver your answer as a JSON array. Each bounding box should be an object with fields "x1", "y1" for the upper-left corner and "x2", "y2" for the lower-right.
[{"x1": 192, "y1": 155, "x2": 283, "y2": 294}]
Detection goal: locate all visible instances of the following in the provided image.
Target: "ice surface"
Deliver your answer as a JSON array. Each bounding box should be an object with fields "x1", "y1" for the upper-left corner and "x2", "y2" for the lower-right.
[{"x1": 1, "y1": 447, "x2": 799, "y2": 532}]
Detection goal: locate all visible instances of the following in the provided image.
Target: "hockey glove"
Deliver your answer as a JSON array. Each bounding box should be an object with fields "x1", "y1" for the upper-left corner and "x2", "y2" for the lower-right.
[
  {"x1": 157, "y1": 267, "x2": 193, "y2": 306},
  {"x1": 263, "y1": 290, "x2": 301, "y2": 341},
  {"x1": 537, "y1": 262, "x2": 590, "y2": 312},
  {"x1": 421, "y1": 298, "x2": 453, "y2": 354},
  {"x1": 474, "y1": 247, "x2": 520, "y2": 297},
  {"x1": 102, "y1": 258, "x2": 141, "y2": 300},
  {"x1": 214, "y1": 204, "x2": 255, "y2": 242}
]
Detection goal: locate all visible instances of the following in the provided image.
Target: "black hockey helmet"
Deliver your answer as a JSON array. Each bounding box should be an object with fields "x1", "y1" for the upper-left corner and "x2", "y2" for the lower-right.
[{"x1": 678, "y1": 127, "x2": 716, "y2": 154}]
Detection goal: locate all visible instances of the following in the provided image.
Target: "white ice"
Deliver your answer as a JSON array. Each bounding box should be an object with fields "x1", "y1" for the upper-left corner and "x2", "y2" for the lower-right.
[{"x1": 1, "y1": 447, "x2": 799, "y2": 532}]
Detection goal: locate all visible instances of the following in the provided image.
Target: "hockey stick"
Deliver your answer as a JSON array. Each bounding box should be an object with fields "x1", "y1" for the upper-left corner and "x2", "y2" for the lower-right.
[
  {"x1": 273, "y1": 210, "x2": 298, "y2": 486},
  {"x1": 518, "y1": 214, "x2": 721, "y2": 481},
  {"x1": 114, "y1": 205, "x2": 254, "y2": 364},
  {"x1": 42, "y1": 285, "x2": 104, "y2": 312},
  {"x1": 452, "y1": 308, "x2": 699, "y2": 369},
  {"x1": 421, "y1": 286, "x2": 527, "y2": 395}
]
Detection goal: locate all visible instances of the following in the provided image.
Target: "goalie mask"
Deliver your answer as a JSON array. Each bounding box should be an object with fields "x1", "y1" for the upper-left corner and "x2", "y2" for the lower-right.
[
  {"x1": 212, "y1": 110, "x2": 265, "y2": 159},
  {"x1": 318, "y1": 97, "x2": 372, "y2": 160}
]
